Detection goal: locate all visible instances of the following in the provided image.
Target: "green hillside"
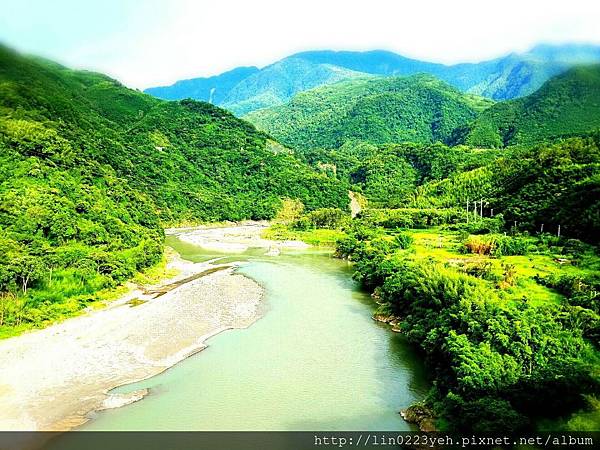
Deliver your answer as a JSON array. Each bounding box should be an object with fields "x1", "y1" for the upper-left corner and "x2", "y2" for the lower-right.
[
  {"x1": 298, "y1": 141, "x2": 499, "y2": 208},
  {"x1": 219, "y1": 58, "x2": 366, "y2": 115},
  {"x1": 455, "y1": 65, "x2": 600, "y2": 147},
  {"x1": 0, "y1": 45, "x2": 347, "y2": 334},
  {"x1": 246, "y1": 75, "x2": 493, "y2": 150},
  {"x1": 408, "y1": 137, "x2": 600, "y2": 243}
]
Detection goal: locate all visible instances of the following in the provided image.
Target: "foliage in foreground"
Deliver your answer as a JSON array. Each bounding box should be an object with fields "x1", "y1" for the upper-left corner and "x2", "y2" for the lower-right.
[{"x1": 336, "y1": 219, "x2": 600, "y2": 432}]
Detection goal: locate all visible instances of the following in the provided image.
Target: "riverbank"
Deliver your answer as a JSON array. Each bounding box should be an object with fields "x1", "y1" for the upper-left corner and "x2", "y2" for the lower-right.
[
  {"x1": 169, "y1": 221, "x2": 310, "y2": 254},
  {"x1": 0, "y1": 247, "x2": 264, "y2": 431},
  {"x1": 75, "y1": 235, "x2": 427, "y2": 433}
]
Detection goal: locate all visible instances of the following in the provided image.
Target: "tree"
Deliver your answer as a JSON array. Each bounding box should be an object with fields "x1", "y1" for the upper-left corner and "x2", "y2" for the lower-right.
[{"x1": 11, "y1": 256, "x2": 46, "y2": 295}]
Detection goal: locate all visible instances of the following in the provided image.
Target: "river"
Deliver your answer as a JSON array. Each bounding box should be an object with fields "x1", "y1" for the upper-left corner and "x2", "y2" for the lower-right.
[{"x1": 76, "y1": 235, "x2": 428, "y2": 430}]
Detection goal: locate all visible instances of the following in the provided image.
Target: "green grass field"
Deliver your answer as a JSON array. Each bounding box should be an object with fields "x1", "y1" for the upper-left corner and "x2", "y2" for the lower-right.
[
  {"x1": 262, "y1": 224, "x2": 346, "y2": 247},
  {"x1": 394, "y1": 228, "x2": 598, "y2": 307}
]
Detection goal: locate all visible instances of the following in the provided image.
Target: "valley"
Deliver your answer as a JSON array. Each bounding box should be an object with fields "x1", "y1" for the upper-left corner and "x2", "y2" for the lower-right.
[{"x1": 0, "y1": 39, "x2": 599, "y2": 436}]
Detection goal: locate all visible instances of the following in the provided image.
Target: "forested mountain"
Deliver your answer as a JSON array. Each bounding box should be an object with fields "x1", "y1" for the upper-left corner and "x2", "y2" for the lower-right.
[
  {"x1": 453, "y1": 65, "x2": 600, "y2": 147},
  {"x1": 218, "y1": 58, "x2": 366, "y2": 115},
  {"x1": 144, "y1": 66, "x2": 259, "y2": 103},
  {"x1": 0, "y1": 45, "x2": 347, "y2": 331},
  {"x1": 245, "y1": 75, "x2": 493, "y2": 150},
  {"x1": 145, "y1": 44, "x2": 600, "y2": 114}
]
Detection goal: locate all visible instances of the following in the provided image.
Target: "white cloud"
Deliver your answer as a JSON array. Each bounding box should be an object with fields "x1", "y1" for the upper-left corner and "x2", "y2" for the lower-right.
[{"x1": 1, "y1": 0, "x2": 600, "y2": 88}]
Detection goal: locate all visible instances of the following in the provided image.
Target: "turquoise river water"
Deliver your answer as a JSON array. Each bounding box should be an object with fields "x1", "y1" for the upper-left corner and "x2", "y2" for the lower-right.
[{"x1": 76, "y1": 236, "x2": 428, "y2": 431}]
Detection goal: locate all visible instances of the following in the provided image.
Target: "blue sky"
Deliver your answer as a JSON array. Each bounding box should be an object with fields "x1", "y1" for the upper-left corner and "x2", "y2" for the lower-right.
[{"x1": 1, "y1": 0, "x2": 600, "y2": 89}]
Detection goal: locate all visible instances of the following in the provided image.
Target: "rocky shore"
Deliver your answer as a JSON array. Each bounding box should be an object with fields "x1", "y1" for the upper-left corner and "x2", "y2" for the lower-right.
[{"x1": 0, "y1": 249, "x2": 264, "y2": 431}]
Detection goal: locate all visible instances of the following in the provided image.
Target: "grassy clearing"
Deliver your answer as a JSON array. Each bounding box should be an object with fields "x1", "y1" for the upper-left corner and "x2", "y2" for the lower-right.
[
  {"x1": 387, "y1": 227, "x2": 599, "y2": 307},
  {"x1": 264, "y1": 223, "x2": 598, "y2": 308}
]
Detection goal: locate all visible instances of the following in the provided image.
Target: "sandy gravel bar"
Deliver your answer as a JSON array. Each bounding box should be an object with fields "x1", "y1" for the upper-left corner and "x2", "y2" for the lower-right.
[
  {"x1": 0, "y1": 253, "x2": 263, "y2": 431},
  {"x1": 170, "y1": 222, "x2": 309, "y2": 254}
]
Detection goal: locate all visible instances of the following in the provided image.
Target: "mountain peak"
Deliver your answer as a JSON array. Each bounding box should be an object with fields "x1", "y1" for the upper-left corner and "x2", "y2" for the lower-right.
[
  {"x1": 456, "y1": 64, "x2": 600, "y2": 147},
  {"x1": 144, "y1": 43, "x2": 600, "y2": 115}
]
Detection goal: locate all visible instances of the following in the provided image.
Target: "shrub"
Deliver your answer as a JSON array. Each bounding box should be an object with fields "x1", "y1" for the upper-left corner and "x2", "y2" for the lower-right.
[
  {"x1": 562, "y1": 238, "x2": 590, "y2": 255},
  {"x1": 360, "y1": 208, "x2": 463, "y2": 229},
  {"x1": 394, "y1": 232, "x2": 414, "y2": 249},
  {"x1": 500, "y1": 263, "x2": 517, "y2": 287},
  {"x1": 335, "y1": 236, "x2": 360, "y2": 259},
  {"x1": 493, "y1": 235, "x2": 530, "y2": 256},
  {"x1": 463, "y1": 260, "x2": 495, "y2": 281},
  {"x1": 274, "y1": 198, "x2": 304, "y2": 224},
  {"x1": 443, "y1": 393, "x2": 528, "y2": 432},
  {"x1": 541, "y1": 273, "x2": 600, "y2": 313},
  {"x1": 292, "y1": 208, "x2": 349, "y2": 230},
  {"x1": 463, "y1": 235, "x2": 495, "y2": 255},
  {"x1": 461, "y1": 234, "x2": 531, "y2": 257},
  {"x1": 443, "y1": 216, "x2": 504, "y2": 234}
]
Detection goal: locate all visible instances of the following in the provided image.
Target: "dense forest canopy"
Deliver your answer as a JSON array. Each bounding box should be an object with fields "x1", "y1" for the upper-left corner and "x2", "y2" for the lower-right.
[
  {"x1": 452, "y1": 65, "x2": 600, "y2": 147},
  {"x1": 0, "y1": 44, "x2": 347, "y2": 333},
  {"x1": 300, "y1": 141, "x2": 500, "y2": 208},
  {"x1": 245, "y1": 75, "x2": 493, "y2": 150}
]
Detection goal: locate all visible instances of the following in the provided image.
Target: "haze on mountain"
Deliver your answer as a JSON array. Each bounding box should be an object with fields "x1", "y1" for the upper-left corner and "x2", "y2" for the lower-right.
[
  {"x1": 144, "y1": 43, "x2": 600, "y2": 115},
  {"x1": 246, "y1": 64, "x2": 600, "y2": 151},
  {"x1": 453, "y1": 65, "x2": 600, "y2": 147}
]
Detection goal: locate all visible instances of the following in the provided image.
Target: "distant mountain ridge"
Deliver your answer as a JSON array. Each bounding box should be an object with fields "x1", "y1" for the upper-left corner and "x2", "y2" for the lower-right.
[
  {"x1": 144, "y1": 66, "x2": 259, "y2": 104},
  {"x1": 144, "y1": 43, "x2": 600, "y2": 114},
  {"x1": 245, "y1": 75, "x2": 493, "y2": 150},
  {"x1": 219, "y1": 58, "x2": 366, "y2": 115},
  {"x1": 453, "y1": 64, "x2": 600, "y2": 147}
]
